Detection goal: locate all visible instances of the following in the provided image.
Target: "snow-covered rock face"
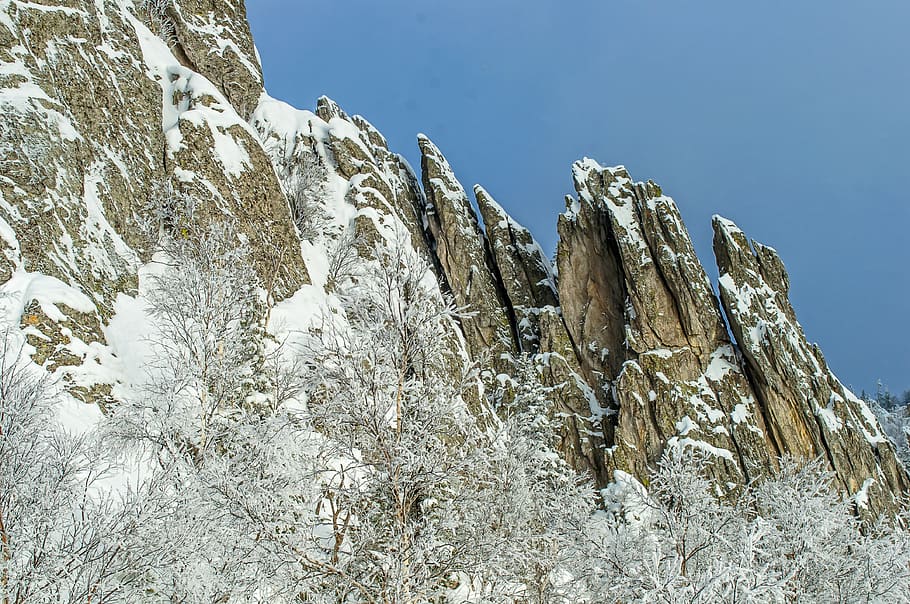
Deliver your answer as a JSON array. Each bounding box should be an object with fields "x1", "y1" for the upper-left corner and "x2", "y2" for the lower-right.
[
  {"x1": 0, "y1": 0, "x2": 305, "y2": 402},
  {"x1": 164, "y1": 0, "x2": 264, "y2": 120},
  {"x1": 474, "y1": 185, "x2": 558, "y2": 353},
  {"x1": 418, "y1": 135, "x2": 518, "y2": 368},
  {"x1": 556, "y1": 161, "x2": 776, "y2": 490},
  {"x1": 2, "y1": 0, "x2": 906, "y2": 515},
  {"x1": 713, "y1": 217, "x2": 909, "y2": 513}
]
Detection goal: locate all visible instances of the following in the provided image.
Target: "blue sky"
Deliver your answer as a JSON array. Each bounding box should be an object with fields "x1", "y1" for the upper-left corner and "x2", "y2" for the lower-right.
[{"x1": 247, "y1": 0, "x2": 909, "y2": 396}]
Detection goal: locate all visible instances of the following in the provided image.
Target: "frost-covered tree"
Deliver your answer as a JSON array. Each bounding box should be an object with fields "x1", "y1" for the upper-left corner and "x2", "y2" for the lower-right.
[
  {"x1": 299, "y1": 238, "x2": 491, "y2": 601},
  {"x1": 140, "y1": 0, "x2": 176, "y2": 46},
  {"x1": 869, "y1": 385, "x2": 910, "y2": 470},
  {"x1": 297, "y1": 237, "x2": 599, "y2": 602},
  {"x1": 114, "y1": 201, "x2": 265, "y2": 460},
  {"x1": 477, "y1": 355, "x2": 595, "y2": 602},
  {"x1": 109, "y1": 204, "x2": 325, "y2": 601},
  {"x1": 0, "y1": 333, "x2": 147, "y2": 602},
  {"x1": 580, "y1": 450, "x2": 910, "y2": 603},
  {"x1": 270, "y1": 147, "x2": 331, "y2": 242},
  {"x1": 115, "y1": 409, "x2": 324, "y2": 603}
]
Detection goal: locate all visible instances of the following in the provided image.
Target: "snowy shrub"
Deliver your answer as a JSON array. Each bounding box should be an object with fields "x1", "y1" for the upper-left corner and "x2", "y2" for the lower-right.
[
  {"x1": 0, "y1": 332, "x2": 147, "y2": 601},
  {"x1": 870, "y1": 393, "x2": 910, "y2": 470},
  {"x1": 141, "y1": 0, "x2": 177, "y2": 46},
  {"x1": 111, "y1": 215, "x2": 268, "y2": 462},
  {"x1": 477, "y1": 355, "x2": 595, "y2": 602},
  {"x1": 106, "y1": 214, "x2": 326, "y2": 600},
  {"x1": 298, "y1": 239, "x2": 485, "y2": 600},
  {"x1": 325, "y1": 227, "x2": 365, "y2": 291},
  {"x1": 297, "y1": 239, "x2": 596, "y2": 602},
  {"x1": 134, "y1": 179, "x2": 195, "y2": 256},
  {"x1": 274, "y1": 151, "x2": 331, "y2": 242}
]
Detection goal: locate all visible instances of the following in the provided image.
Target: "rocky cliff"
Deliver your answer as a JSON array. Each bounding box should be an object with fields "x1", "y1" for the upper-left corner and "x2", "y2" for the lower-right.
[{"x1": 1, "y1": 0, "x2": 905, "y2": 515}]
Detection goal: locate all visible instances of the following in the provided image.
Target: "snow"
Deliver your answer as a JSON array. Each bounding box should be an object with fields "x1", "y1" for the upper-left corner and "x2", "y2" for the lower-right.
[
  {"x1": 269, "y1": 284, "x2": 338, "y2": 350},
  {"x1": 0, "y1": 213, "x2": 20, "y2": 265},
  {"x1": 731, "y1": 403, "x2": 750, "y2": 424},
  {"x1": 844, "y1": 388, "x2": 889, "y2": 446},
  {"x1": 852, "y1": 477, "x2": 875, "y2": 510},
  {"x1": 55, "y1": 394, "x2": 105, "y2": 436},
  {"x1": 602, "y1": 470, "x2": 652, "y2": 525},
  {"x1": 0, "y1": 270, "x2": 96, "y2": 324},
  {"x1": 675, "y1": 416, "x2": 698, "y2": 436},
  {"x1": 131, "y1": 15, "x2": 255, "y2": 179},
  {"x1": 668, "y1": 435, "x2": 735, "y2": 462},
  {"x1": 712, "y1": 214, "x2": 743, "y2": 235},
  {"x1": 814, "y1": 396, "x2": 843, "y2": 432},
  {"x1": 102, "y1": 289, "x2": 156, "y2": 400},
  {"x1": 705, "y1": 346, "x2": 738, "y2": 381}
]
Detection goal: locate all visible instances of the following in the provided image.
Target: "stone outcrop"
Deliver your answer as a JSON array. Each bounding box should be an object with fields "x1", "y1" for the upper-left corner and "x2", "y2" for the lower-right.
[
  {"x1": 167, "y1": 0, "x2": 264, "y2": 119},
  {"x1": 475, "y1": 185, "x2": 558, "y2": 353},
  {"x1": 253, "y1": 94, "x2": 430, "y2": 262},
  {"x1": 714, "y1": 216, "x2": 909, "y2": 514},
  {"x1": 0, "y1": 0, "x2": 305, "y2": 402},
  {"x1": 556, "y1": 160, "x2": 775, "y2": 488},
  {"x1": 418, "y1": 136, "x2": 519, "y2": 367},
  {"x1": 471, "y1": 184, "x2": 608, "y2": 482},
  {"x1": 405, "y1": 145, "x2": 906, "y2": 507}
]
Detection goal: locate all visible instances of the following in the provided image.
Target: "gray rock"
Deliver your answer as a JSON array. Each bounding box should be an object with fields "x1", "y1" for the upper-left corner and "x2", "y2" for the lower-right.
[
  {"x1": 0, "y1": 0, "x2": 306, "y2": 404},
  {"x1": 417, "y1": 136, "x2": 518, "y2": 368},
  {"x1": 558, "y1": 160, "x2": 775, "y2": 488},
  {"x1": 713, "y1": 216, "x2": 909, "y2": 514},
  {"x1": 168, "y1": 0, "x2": 264, "y2": 119},
  {"x1": 475, "y1": 185, "x2": 557, "y2": 353}
]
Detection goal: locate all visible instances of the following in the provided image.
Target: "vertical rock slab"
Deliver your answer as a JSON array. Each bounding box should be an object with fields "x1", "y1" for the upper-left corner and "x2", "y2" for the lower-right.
[
  {"x1": 474, "y1": 185, "x2": 557, "y2": 352},
  {"x1": 557, "y1": 160, "x2": 774, "y2": 487},
  {"x1": 537, "y1": 307, "x2": 611, "y2": 484},
  {"x1": 418, "y1": 136, "x2": 518, "y2": 366},
  {"x1": 713, "y1": 216, "x2": 909, "y2": 514},
  {"x1": 473, "y1": 185, "x2": 607, "y2": 481}
]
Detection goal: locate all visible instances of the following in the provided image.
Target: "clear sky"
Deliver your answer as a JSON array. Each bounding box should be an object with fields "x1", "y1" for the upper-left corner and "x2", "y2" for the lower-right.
[{"x1": 247, "y1": 0, "x2": 909, "y2": 397}]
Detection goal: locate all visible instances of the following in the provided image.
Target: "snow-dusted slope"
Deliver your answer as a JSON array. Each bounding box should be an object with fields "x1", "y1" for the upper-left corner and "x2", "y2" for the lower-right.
[{"x1": 0, "y1": 0, "x2": 304, "y2": 425}]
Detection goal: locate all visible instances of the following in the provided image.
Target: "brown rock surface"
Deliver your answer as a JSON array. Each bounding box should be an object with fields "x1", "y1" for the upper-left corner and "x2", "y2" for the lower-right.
[
  {"x1": 557, "y1": 160, "x2": 775, "y2": 488},
  {"x1": 714, "y1": 216, "x2": 909, "y2": 514},
  {"x1": 417, "y1": 136, "x2": 518, "y2": 367}
]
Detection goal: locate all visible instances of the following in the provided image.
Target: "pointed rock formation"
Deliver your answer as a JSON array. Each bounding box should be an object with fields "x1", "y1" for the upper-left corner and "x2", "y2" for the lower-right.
[
  {"x1": 557, "y1": 160, "x2": 775, "y2": 487},
  {"x1": 4, "y1": 0, "x2": 905, "y2": 517},
  {"x1": 417, "y1": 136, "x2": 519, "y2": 367},
  {"x1": 472, "y1": 185, "x2": 608, "y2": 481},
  {"x1": 474, "y1": 185, "x2": 558, "y2": 352},
  {"x1": 713, "y1": 216, "x2": 909, "y2": 514}
]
